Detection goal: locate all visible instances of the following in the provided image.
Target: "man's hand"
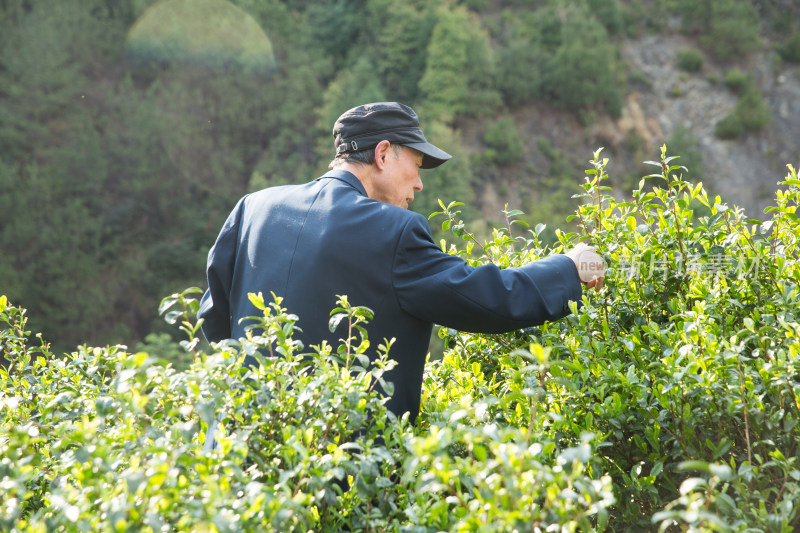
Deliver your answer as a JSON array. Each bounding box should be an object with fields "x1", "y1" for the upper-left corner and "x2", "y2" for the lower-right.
[{"x1": 565, "y1": 243, "x2": 605, "y2": 292}]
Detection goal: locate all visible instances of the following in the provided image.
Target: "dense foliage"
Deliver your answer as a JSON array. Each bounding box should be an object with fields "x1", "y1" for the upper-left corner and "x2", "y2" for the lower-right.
[
  {"x1": 2, "y1": 0, "x2": 797, "y2": 353},
  {"x1": 3, "y1": 149, "x2": 799, "y2": 531}
]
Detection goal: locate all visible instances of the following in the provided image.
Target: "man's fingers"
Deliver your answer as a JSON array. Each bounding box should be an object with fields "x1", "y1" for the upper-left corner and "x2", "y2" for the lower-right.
[{"x1": 584, "y1": 276, "x2": 605, "y2": 292}]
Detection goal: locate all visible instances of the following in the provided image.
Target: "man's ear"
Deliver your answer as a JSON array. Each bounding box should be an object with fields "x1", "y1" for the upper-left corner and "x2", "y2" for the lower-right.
[{"x1": 374, "y1": 140, "x2": 392, "y2": 170}]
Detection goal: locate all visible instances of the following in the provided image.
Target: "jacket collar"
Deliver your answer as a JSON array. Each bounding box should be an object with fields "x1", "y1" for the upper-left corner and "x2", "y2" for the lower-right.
[{"x1": 317, "y1": 169, "x2": 368, "y2": 197}]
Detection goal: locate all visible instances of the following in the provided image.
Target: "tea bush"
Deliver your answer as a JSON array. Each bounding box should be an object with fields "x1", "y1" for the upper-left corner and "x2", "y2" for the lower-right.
[
  {"x1": 2, "y1": 148, "x2": 799, "y2": 531},
  {"x1": 1, "y1": 295, "x2": 609, "y2": 531},
  {"x1": 427, "y1": 148, "x2": 800, "y2": 530}
]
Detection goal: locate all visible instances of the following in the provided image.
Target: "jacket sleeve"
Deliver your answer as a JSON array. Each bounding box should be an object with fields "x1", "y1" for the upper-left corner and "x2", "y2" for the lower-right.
[
  {"x1": 392, "y1": 215, "x2": 582, "y2": 333},
  {"x1": 198, "y1": 197, "x2": 246, "y2": 343}
]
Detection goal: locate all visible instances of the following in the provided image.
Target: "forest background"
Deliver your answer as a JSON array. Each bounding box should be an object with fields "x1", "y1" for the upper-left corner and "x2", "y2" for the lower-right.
[{"x1": 1, "y1": 0, "x2": 798, "y2": 355}]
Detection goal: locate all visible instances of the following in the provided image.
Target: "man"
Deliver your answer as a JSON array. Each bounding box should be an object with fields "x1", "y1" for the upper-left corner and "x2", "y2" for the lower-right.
[{"x1": 198, "y1": 102, "x2": 604, "y2": 424}]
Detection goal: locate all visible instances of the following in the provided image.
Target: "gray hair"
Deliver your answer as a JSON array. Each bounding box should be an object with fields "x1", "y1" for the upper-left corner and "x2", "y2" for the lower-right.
[{"x1": 329, "y1": 144, "x2": 402, "y2": 169}]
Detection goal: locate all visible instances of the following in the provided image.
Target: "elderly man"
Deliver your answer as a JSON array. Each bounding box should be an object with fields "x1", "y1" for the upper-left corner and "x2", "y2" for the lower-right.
[{"x1": 198, "y1": 102, "x2": 603, "y2": 424}]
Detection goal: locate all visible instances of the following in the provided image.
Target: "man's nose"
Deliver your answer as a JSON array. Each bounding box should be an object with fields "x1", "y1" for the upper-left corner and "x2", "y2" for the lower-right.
[{"x1": 415, "y1": 176, "x2": 423, "y2": 192}]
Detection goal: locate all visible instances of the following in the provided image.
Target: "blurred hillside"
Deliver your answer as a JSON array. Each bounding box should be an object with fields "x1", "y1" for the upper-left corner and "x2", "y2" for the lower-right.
[
  {"x1": 471, "y1": 26, "x2": 800, "y2": 223},
  {"x1": 1, "y1": 0, "x2": 798, "y2": 352}
]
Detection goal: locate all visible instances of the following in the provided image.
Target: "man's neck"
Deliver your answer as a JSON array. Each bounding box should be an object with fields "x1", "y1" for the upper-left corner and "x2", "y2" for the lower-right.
[{"x1": 334, "y1": 162, "x2": 375, "y2": 199}]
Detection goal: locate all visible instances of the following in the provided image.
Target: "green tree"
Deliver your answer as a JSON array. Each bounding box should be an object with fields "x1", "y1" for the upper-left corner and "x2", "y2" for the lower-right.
[
  {"x1": 541, "y1": 8, "x2": 623, "y2": 116},
  {"x1": 0, "y1": 0, "x2": 126, "y2": 350},
  {"x1": 495, "y1": 11, "x2": 548, "y2": 106},
  {"x1": 724, "y1": 68, "x2": 752, "y2": 95},
  {"x1": 677, "y1": 48, "x2": 705, "y2": 72},
  {"x1": 715, "y1": 113, "x2": 745, "y2": 139},
  {"x1": 365, "y1": 0, "x2": 437, "y2": 104},
  {"x1": 0, "y1": 0, "x2": 327, "y2": 351},
  {"x1": 735, "y1": 85, "x2": 770, "y2": 131},
  {"x1": 587, "y1": 0, "x2": 625, "y2": 35},
  {"x1": 483, "y1": 117, "x2": 524, "y2": 166},
  {"x1": 418, "y1": 5, "x2": 501, "y2": 123},
  {"x1": 0, "y1": 1, "x2": 86, "y2": 161},
  {"x1": 496, "y1": 3, "x2": 623, "y2": 116},
  {"x1": 778, "y1": 33, "x2": 800, "y2": 63},
  {"x1": 701, "y1": 0, "x2": 762, "y2": 60},
  {"x1": 304, "y1": 0, "x2": 367, "y2": 73},
  {"x1": 677, "y1": 0, "x2": 713, "y2": 34},
  {"x1": 715, "y1": 83, "x2": 770, "y2": 139}
]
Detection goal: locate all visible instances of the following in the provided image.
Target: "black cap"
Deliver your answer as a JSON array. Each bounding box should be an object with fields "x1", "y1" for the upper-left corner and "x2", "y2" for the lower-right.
[{"x1": 333, "y1": 102, "x2": 452, "y2": 169}]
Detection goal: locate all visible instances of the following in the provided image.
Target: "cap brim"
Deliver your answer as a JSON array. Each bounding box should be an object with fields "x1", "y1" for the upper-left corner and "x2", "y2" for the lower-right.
[{"x1": 405, "y1": 142, "x2": 452, "y2": 169}]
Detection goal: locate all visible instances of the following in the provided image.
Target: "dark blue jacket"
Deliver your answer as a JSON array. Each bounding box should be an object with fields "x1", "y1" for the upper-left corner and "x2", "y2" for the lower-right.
[{"x1": 198, "y1": 169, "x2": 582, "y2": 422}]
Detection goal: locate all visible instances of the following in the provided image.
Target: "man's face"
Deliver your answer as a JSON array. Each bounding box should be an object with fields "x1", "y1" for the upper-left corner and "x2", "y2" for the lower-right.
[{"x1": 372, "y1": 145, "x2": 424, "y2": 209}]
